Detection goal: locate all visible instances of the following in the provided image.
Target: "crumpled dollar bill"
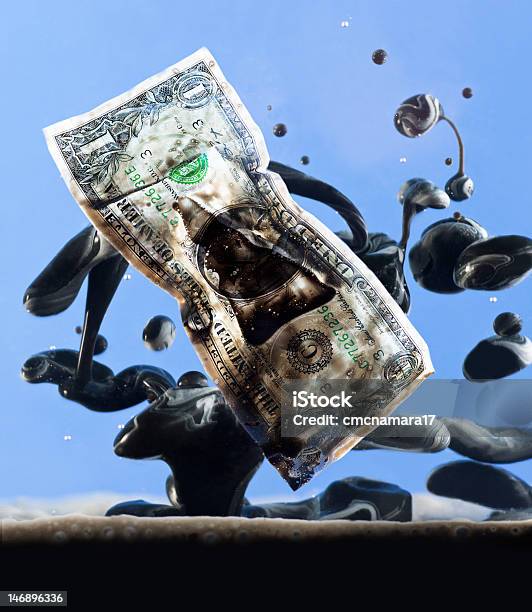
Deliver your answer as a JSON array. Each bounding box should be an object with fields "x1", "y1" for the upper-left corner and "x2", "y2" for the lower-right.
[{"x1": 44, "y1": 48, "x2": 433, "y2": 488}]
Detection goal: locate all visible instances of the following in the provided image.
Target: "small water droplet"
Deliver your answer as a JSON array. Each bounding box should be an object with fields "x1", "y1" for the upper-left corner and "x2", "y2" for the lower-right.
[
  {"x1": 399, "y1": 157, "x2": 407, "y2": 164},
  {"x1": 123, "y1": 273, "x2": 132, "y2": 281},
  {"x1": 462, "y1": 87, "x2": 473, "y2": 99},
  {"x1": 266, "y1": 104, "x2": 272, "y2": 111},
  {"x1": 445, "y1": 157, "x2": 453, "y2": 166},
  {"x1": 208, "y1": 60, "x2": 215, "y2": 67},
  {"x1": 340, "y1": 20, "x2": 350, "y2": 28},
  {"x1": 489, "y1": 296, "x2": 498, "y2": 303},
  {"x1": 300, "y1": 155, "x2": 310, "y2": 165},
  {"x1": 64, "y1": 434, "x2": 72, "y2": 441},
  {"x1": 74, "y1": 326, "x2": 83, "y2": 334}
]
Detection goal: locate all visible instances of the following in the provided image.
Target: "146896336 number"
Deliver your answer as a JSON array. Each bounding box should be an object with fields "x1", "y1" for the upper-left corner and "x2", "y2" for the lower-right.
[{"x1": 6, "y1": 592, "x2": 66, "y2": 605}]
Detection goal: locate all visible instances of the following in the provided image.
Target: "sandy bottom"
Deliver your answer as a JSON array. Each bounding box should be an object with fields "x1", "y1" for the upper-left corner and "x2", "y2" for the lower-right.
[{"x1": 2, "y1": 514, "x2": 532, "y2": 545}]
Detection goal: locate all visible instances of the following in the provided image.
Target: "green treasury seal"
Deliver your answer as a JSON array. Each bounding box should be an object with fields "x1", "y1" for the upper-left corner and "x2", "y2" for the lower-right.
[{"x1": 169, "y1": 153, "x2": 208, "y2": 185}]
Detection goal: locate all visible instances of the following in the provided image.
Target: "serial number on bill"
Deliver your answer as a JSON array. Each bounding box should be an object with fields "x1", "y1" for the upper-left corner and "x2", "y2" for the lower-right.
[{"x1": 317, "y1": 304, "x2": 385, "y2": 370}]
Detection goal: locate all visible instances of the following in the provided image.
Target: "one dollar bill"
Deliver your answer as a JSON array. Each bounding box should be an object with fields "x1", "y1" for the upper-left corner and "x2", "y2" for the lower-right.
[{"x1": 45, "y1": 48, "x2": 433, "y2": 489}]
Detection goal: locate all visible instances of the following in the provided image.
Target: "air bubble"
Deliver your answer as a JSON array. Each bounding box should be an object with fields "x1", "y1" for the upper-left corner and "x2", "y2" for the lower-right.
[
  {"x1": 64, "y1": 434, "x2": 72, "y2": 441},
  {"x1": 201, "y1": 531, "x2": 220, "y2": 545},
  {"x1": 399, "y1": 157, "x2": 407, "y2": 164},
  {"x1": 489, "y1": 296, "x2": 498, "y2": 303},
  {"x1": 123, "y1": 273, "x2": 132, "y2": 281},
  {"x1": 123, "y1": 525, "x2": 138, "y2": 540},
  {"x1": 54, "y1": 531, "x2": 67, "y2": 543},
  {"x1": 340, "y1": 20, "x2": 350, "y2": 28},
  {"x1": 102, "y1": 527, "x2": 115, "y2": 539}
]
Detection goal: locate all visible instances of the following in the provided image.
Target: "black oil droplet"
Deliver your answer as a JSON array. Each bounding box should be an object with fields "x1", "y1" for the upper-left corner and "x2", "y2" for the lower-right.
[
  {"x1": 493, "y1": 312, "x2": 523, "y2": 337},
  {"x1": 94, "y1": 334, "x2": 108, "y2": 355},
  {"x1": 372, "y1": 49, "x2": 388, "y2": 65},
  {"x1": 273, "y1": 123, "x2": 287, "y2": 137}
]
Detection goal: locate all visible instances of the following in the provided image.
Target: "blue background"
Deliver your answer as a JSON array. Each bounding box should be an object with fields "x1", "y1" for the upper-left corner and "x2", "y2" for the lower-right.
[{"x1": 1, "y1": 0, "x2": 530, "y2": 503}]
